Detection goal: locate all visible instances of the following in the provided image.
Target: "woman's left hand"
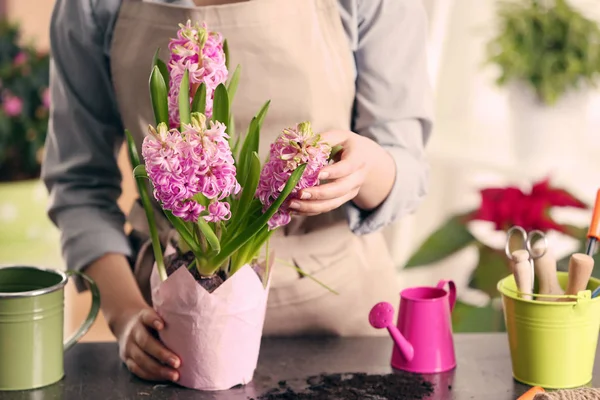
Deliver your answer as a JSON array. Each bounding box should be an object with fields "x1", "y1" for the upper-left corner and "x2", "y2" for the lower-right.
[{"x1": 289, "y1": 129, "x2": 395, "y2": 216}]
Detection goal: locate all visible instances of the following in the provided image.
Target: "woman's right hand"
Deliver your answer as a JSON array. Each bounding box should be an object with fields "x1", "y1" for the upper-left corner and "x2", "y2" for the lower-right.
[{"x1": 114, "y1": 308, "x2": 181, "y2": 382}]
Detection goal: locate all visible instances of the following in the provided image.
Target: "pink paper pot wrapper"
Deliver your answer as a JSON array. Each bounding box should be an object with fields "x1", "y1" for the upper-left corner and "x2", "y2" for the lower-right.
[{"x1": 150, "y1": 260, "x2": 270, "y2": 391}]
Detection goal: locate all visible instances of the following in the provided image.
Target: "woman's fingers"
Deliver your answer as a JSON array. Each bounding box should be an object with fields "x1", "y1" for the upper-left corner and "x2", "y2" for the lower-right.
[
  {"x1": 299, "y1": 172, "x2": 363, "y2": 201},
  {"x1": 139, "y1": 308, "x2": 164, "y2": 331},
  {"x1": 133, "y1": 324, "x2": 180, "y2": 369},
  {"x1": 128, "y1": 344, "x2": 179, "y2": 382},
  {"x1": 289, "y1": 190, "x2": 358, "y2": 214}
]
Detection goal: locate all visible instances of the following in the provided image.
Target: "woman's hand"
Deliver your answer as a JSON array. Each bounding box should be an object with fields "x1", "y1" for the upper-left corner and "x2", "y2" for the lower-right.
[
  {"x1": 114, "y1": 307, "x2": 181, "y2": 383},
  {"x1": 290, "y1": 129, "x2": 396, "y2": 215}
]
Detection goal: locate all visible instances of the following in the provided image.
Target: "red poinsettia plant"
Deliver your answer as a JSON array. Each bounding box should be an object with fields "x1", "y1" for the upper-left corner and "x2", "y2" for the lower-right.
[{"x1": 404, "y1": 178, "x2": 590, "y2": 332}]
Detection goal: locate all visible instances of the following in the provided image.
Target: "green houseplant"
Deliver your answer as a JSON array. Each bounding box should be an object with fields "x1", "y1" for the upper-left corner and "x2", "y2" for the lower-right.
[
  {"x1": 486, "y1": 0, "x2": 600, "y2": 106},
  {"x1": 403, "y1": 178, "x2": 591, "y2": 332},
  {"x1": 485, "y1": 0, "x2": 600, "y2": 171},
  {"x1": 0, "y1": 19, "x2": 59, "y2": 267}
]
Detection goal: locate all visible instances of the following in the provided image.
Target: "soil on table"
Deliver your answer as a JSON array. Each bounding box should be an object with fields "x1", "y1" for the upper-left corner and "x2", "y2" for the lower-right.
[{"x1": 250, "y1": 372, "x2": 435, "y2": 400}]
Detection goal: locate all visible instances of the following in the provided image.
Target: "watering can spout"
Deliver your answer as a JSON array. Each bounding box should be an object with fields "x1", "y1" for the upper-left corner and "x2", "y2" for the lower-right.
[{"x1": 388, "y1": 326, "x2": 414, "y2": 362}]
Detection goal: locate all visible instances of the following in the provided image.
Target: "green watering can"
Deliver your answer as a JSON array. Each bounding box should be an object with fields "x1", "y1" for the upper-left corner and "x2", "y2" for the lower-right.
[{"x1": 0, "y1": 265, "x2": 100, "y2": 391}]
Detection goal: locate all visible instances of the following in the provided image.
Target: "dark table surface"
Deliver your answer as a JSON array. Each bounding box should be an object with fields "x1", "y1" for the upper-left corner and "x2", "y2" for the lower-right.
[{"x1": 1, "y1": 333, "x2": 596, "y2": 400}]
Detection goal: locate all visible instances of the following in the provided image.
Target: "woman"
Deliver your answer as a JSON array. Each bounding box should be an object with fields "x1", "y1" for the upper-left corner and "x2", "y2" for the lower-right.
[{"x1": 43, "y1": 0, "x2": 432, "y2": 383}]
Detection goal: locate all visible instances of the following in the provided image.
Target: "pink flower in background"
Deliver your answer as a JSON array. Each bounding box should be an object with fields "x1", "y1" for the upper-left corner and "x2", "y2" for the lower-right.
[
  {"x1": 142, "y1": 114, "x2": 240, "y2": 223},
  {"x1": 42, "y1": 88, "x2": 50, "y2": 109},
  {"x1": 13, "y1": 52, "x2": 28, "y2": 67},
  {"x1": 167, "y1": 21, "x2": 228, "y2": 127},
  {"x1": 2, "y1": 93, "x2": 23, "y2": 117},
  {"x1": 256, "y1": 122, "x2": 332, "y2": 229}
]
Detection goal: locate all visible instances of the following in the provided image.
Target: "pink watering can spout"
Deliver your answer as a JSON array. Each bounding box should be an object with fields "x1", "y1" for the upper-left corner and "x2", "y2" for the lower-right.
[
  {"x1": 368, "y1": 280, "x2": 457, "y2": 374},
  {"x1": 368, "y1": 302, "x2": 415, "y2": 361}
]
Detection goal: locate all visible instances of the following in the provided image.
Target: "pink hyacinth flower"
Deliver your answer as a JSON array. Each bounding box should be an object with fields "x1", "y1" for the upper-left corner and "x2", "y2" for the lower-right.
[
  {"x1": 142, "y1": 114, "x2": 239, "y2": 224},
  {"x1": 167, "y1": 21, "x2": 228, "y2": 127},
  {"x1": 256, "y1": 122, "x2": 332, "y2": 230}
]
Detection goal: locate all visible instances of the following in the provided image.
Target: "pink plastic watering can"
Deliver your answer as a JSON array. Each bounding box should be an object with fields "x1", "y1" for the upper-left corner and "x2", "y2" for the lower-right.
[{"x1": 369, "y1": 280, "x2": 457, "y2": 374}]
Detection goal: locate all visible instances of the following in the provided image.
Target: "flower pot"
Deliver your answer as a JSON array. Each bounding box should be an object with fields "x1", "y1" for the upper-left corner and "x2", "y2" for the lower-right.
[
  {"x1": 507, "y1": 83, "x2": 589, "y2": 177},
  {"x1": 149, "y1": 250, "x2": 270, "y2": 391},
  {"x1": 0, "y1": 179, "x2": 62, "y2": 267}
]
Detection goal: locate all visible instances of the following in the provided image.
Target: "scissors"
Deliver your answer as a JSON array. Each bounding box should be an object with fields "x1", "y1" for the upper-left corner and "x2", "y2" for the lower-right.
[{"x1": 504, "y1": 226, "x2": 548, "y2": 293}]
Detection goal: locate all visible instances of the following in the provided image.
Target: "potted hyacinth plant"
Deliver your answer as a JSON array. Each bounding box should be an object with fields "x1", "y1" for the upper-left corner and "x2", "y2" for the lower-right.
[{"x1": 124, "y1": 21, "x2": 335, "y2": 391}]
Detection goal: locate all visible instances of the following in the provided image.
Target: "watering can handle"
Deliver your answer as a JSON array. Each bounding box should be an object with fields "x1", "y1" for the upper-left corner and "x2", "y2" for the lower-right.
[
  {"x1": 437, "y1": 280, "x2": 457, "y2": 312},
  {"x1": 63, "y1": 270, "x2": 101, "y2": 351}
]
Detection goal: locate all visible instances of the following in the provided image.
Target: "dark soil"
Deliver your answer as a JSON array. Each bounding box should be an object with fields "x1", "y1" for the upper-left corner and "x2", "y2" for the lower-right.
[
  {"x1": 164, "y1": 250, "x2": 226, "y2": 293},
  {"x1": 250, "y1": 372, "x2": 435, "y2": 400}
]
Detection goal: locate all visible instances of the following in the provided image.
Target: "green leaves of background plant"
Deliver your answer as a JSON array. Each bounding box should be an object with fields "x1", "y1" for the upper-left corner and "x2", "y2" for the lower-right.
[
  {"x1": 452, "y1": 300, "x2": 506, "y2": 333},
  {"x1": 468, "y1": 244, "x2": 511, "y2": 298},
  {"x1": 486, "y1": 0, "x2": 600, "y2": 105},
  {"x1": 404, "y1": 213, "x2": 476, "y2": 268}
]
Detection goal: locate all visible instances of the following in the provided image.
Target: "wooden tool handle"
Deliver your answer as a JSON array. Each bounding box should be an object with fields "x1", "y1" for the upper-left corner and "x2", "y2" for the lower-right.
[
  {"x1": 564, "y1": 253, "x2": 594, "y2": 297},
  {"x1": 532, "y1": 245, "x2": 563, "y2": 298},
  {"x1": 512, "y1": 249, "x2": 533, "y2": 300}
]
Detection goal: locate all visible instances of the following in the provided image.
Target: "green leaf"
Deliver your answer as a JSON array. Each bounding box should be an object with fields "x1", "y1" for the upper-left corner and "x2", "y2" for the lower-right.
[
  {"x1": 149, "y1": 66, "x2": 169, "y2": 126},
  {"x1": 125, "y1": 129, "x2": 141, "y2": 167},
  {"x1": 226, "y1": 64, "x2": 241, "y2": 106},
  {"x1": 191, "y1": 83, "x2": 206, "y2": 115},
  {"x1": 231, "y1": 151, "x2": 261, "y2": 220},
  {"x1": 223, "y1": 39, "x2": 230, "y2": 71},
  {"x1": 124, "y1": 130, "x2": 166, "y2": 281},
  {"x1": 468, "y1": 245, "x2": 511, "y2": 298},
  {"x1": 404, "y1": 214, "x2": 476, "y2": 268},
  {"x1": 133, "y1": 164, "x2": 148, "y2": 179},
  {"x1": 178, "y1": 69, "x2": 191, "y2": 128},
  {"x1": 255, "y1": 99, "x2": 270, "y2": 126},
  {"x1": 151, "y1": 48, "x2": 169, "y2": 88},
  {"x1": 274, "y1": 258, "x2": 339, "y2": 295},
  {"x1": 238, "y1": 100, "x2": 270, "y2": 182},
  {"x1": 163, "y1": 209, "x2": 203, "y2": 257},
  {"x1": 196, "y1": 218, "x2": 220, "y2": 257},
  {"x1": 451, "y1": 300, "x2": 506, "y2": 333},
  {"x1": 210, "y1": 164, "x2": 307, "y2": 270},
  {"x1": 211, "y1": 83, "x2": 229, "y2": 125}
]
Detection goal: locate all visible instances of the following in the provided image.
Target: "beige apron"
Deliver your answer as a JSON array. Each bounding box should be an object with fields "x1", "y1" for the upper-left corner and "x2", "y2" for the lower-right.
[{"x1": 110, "y1": 0, "x2": 400, "y2": 336}]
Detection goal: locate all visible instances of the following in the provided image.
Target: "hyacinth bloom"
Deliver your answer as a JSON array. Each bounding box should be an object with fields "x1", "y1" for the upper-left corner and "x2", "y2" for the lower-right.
[
  {"x1": 256, "y1": 122, "x2": 332, "y2": 229},
  {"x1": 167, "y1": 21, "x2": 228, "y2": 127},
  {"x1": 127, "y1": 19, "x2": 329, "y2": 280},
  {"x1": 142, "y1": 113, "x2": 240, "y2": 223}
]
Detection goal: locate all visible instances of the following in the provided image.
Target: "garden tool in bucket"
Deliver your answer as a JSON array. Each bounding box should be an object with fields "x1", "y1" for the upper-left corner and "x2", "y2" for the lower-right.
[{"x1": 497, "y1": 272, "x2": 600, "y2": 389}]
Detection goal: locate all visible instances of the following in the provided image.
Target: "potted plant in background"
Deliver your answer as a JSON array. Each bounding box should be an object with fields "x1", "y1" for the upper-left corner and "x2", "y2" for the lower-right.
[
  {"x1": 403, "y1": 178, "x2": 590, "y2": 333},
  {"x1": 0, "y1": 19, "x2": 57, "y2": 267},
  {"x1": 486, "y1": 0, "x2": 600, "y2": 172},
  {"x1": 126, "y1": 21, "x2": 335, "y2": 390}
]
